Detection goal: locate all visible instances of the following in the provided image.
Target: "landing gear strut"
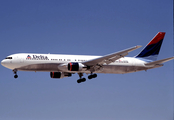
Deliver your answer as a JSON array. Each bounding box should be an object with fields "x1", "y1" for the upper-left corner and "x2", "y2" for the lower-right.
[
  {"x1": 77, "y1": 73, "x2": 86, "y2": 83},
  {"x1": 13, "y1": 69, "x2": 18, "y2": 78}
]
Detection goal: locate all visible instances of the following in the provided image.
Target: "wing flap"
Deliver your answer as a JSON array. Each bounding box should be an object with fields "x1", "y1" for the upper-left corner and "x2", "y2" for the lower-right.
[{"x1": 83, "y1": 45, "x2": 141, "y2": 66}]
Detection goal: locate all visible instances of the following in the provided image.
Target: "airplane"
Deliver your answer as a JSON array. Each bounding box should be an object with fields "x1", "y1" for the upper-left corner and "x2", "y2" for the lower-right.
[{"x1": 1, "y1": 32, "x2": 174, "y2": 83}]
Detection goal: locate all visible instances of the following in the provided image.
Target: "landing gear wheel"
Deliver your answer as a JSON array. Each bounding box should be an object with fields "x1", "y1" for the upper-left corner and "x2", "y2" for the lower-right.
[
  {"x1": 82, "y1": 78, "x2": 86, "y2": 82},
  {"x1": 93, "y1": 74, "x2": 97, "y2": 78},
  {"x1": 88, "y1": 74, "x2": 97, "y2": 80},
  {"x1": 77, "y1": 79, "x2": 81, "y2": 83},
  {"x1": 77, "y1": 78, "x2": 86, "y2": 83},
  {"x1": 77, "y1": 73, "x2": 86, "y2": 83},
  {"x1": 13, "y1": 69, "x2": 18, "y2": 79},
  {"x1": 88, "y1": 75, "x2": 92, "y2": 79},
  {"x1": 14, "y1": 75, "x2": 18, "y2": 78}
]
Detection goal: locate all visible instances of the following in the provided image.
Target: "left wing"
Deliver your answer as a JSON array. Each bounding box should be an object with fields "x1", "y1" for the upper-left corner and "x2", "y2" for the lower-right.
[{"x1": 83, "y1": 45, "x2": 141, "y2": 67}]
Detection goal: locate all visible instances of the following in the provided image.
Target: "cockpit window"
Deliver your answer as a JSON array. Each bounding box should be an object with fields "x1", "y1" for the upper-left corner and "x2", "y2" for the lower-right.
[{"x1": 5, "y1": 57, "x2": 12, "y2": 59}]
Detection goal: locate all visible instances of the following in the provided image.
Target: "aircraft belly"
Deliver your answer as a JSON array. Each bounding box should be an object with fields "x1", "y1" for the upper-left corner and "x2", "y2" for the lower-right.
[
  {"x1": 97, "y1": 65, "x2": 147, "y2": 74},
  {"x1": 101, "y1": 65, "x2": 133, "y2": 74},
  {"x1": 17, "y1": 63, "x2": 61, "y2": 72}
]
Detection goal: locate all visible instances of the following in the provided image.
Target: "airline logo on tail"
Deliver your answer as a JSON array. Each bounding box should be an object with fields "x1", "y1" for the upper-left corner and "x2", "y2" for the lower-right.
[{"x1": 136, "y1": 32, "x2": 165, "y2": 61}]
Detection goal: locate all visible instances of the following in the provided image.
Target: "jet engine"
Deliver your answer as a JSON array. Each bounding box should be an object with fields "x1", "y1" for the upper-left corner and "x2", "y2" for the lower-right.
[
  {"x1": 50, "y1": 72, "x2": 71, "y2": 79},
  {"x1": 58, "y1": 62, "x2": 87, "y2": 72},
  {"x1": 68, "y1": 62, "x2": 86, "y2": 71}
]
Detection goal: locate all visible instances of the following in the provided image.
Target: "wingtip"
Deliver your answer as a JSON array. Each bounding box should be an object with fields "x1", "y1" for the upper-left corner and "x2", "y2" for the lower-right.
[{"x1": 136, "y1": 45, "x2": 142, "y2": 48}]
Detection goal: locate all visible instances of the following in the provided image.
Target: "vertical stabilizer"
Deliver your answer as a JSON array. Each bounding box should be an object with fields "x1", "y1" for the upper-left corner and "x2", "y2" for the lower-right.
[{"x1": 135, "y1": 32, "x2": 165, "y2": 61}]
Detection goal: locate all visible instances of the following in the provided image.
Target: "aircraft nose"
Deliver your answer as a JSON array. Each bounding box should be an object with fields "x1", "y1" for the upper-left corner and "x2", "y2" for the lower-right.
[
  {"x1": 1, "y1": 59, "x2": 8, "y2": 67},
  {"x1": 1, "y1": 59, "x2": 5, "y2": 66}
]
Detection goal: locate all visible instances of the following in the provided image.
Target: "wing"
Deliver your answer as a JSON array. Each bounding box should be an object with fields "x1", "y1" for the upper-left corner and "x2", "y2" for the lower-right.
[{"x1": 83, "y1": 45, "x2": 142, "y2": 67}]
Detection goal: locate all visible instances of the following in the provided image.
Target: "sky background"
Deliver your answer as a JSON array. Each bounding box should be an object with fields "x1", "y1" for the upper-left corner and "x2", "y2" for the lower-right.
[{"x1": 0, "y1": 0, "x2": 173, "y2": 120}]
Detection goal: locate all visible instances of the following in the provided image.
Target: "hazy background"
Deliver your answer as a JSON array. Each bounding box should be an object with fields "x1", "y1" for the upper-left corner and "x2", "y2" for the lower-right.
[{"x1": 0, "y1": 0, "x2": 173, "y2": 120}]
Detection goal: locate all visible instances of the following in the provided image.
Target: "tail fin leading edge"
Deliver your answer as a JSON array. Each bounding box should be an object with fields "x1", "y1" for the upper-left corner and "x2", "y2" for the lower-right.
[{"x1": 135, "y1": 32, "x2": 165, "y2": 61}]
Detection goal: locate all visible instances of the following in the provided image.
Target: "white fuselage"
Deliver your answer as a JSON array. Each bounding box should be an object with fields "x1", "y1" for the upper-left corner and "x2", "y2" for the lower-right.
[{"x1": 1, "y1": 53, "x2": 159, "y2": 74}]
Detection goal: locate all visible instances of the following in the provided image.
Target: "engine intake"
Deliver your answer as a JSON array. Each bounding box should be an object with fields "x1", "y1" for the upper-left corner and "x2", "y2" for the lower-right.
[{"x1": 68, "y1": 62, "x2": 86, "y2": 71}]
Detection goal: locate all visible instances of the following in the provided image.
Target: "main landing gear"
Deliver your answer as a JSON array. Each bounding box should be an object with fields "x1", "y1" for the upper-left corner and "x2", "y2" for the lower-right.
[
  {"x1": 13, "y1": 69, "x2": 18, "y2": 78},
  {"x1": 77, "y1": 78, "x2": 86, "y2": 83},
  {"x1": 77, "y1": 73, "x2": 86, "y2": 83},
  {"x1": 88, "y1": 74, "x2": 97, "y2": 79},
  {"x1": 77, "y1": 73, "x2": 97, "y2": 83}
]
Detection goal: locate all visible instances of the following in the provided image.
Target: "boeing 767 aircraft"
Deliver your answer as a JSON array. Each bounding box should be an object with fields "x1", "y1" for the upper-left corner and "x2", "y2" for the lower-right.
[{"x1": 1, "y1": 32, "x2": 174, "y2": 83}]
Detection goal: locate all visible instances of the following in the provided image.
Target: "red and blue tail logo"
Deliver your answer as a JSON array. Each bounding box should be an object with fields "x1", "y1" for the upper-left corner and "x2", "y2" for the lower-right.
[{"x1": 135, "y1": 32, "x2": 165, "y2": 61}]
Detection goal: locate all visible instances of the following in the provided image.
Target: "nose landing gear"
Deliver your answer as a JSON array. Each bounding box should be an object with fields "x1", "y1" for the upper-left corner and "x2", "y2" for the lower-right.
[{"x1": 13, "y1": 69, "x2": 18, "y2": 78}]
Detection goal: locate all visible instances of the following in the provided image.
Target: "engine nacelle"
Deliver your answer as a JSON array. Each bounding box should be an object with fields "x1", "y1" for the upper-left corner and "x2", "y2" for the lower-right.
[
  {"x1": 58, "y1": 62, "x2": 87, "y2": 72},
  {"x1": 68, "y1": 62, "x2": 86, "y2": 71},
  {"x1": 50, "y1": 72, "x2": 71, "y2": 79}
]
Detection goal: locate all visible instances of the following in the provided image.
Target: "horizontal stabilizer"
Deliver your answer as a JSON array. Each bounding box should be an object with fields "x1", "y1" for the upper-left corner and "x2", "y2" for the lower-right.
[{"x1": 145, "y1": 56, "x2": 174, "y2": 66}]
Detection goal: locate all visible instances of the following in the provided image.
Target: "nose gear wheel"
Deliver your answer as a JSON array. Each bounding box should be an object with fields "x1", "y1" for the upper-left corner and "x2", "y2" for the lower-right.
[{"x1": 13, "y1": 69, "x2": 18, "y2": 78}]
